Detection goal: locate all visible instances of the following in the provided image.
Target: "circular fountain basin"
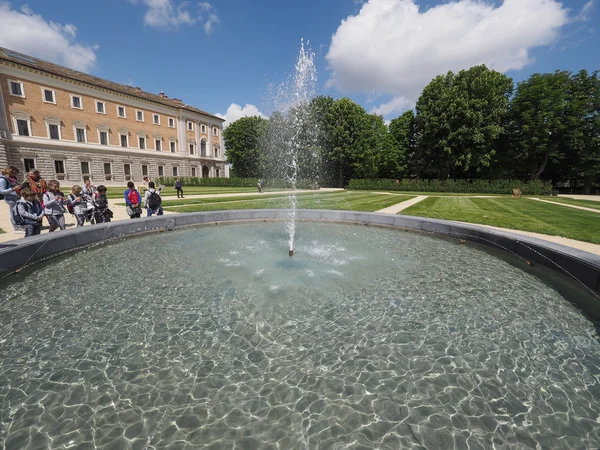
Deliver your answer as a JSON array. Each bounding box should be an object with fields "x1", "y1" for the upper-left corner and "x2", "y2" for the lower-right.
[{"x1": 1, "y1": 217, "x2": 600, "y2": 449}]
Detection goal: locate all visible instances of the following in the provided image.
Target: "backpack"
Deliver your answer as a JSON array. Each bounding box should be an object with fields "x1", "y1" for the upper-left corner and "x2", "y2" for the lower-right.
[
  {"x1": 13, "y1": 202, "x2": 27, "y2": 226},
  {"x1": 66, "y1": 194, "x2": 76, "y2": 214},
  {"x1": 147, "y1": 191, "x2": 162, "y2": 210}
]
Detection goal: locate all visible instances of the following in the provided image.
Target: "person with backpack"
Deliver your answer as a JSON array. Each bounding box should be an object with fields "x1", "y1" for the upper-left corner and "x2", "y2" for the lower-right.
[
  {"x1": 81, "y1": 178, "x2": 97, "y2": 197},
  {"x1": 124, "y1": 181, "x2": 142, "y2": 219},
  {"x1": 92, "y1": 185, "x2": 113, "y2": 223},
  {"x1": 21, "y1": 169, "x2": 47, "y2": 202},
  {"x1": 144, "y1": 181, "x2": 163, "y2": 216},
  {"x1": 68, "y1": 185, "x2": 91, "y2": 227},
  {"x1": 174, "y1": 177, "x2": 184, "y2": 198},
  {"x1": 43, "y1": 180, "x2": 67, "y2": 232},
  {"x1": 0, "y1": 166, "x2": 24, "y2": 233},
  {"x1": 15, "y1": 187, "x2": 44, "y2": 237}
]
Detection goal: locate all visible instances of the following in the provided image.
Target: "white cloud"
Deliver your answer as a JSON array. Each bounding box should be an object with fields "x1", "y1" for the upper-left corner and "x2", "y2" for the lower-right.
[
  {"x1": 0, "y1": 2, "x2": 98, "y2": 72},
  {"x1": 216, "y1": 103, "x2": 267, "y2": 128},
  {"x1": 131, "y1": 0, "x2": 219, "y2": 33},
  {"x1": 370, "y1": 95, "x2": 412, "y2": 116},
  {"x1": 574, "y1": 0, "x2": 594, "y2": 21},
  {"x1": 326, "y1": 0, "x2": 571, "y2": 116}
]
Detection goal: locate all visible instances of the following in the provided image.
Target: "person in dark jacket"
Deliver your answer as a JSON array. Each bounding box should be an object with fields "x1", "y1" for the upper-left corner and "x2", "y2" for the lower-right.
[
  {"x1": 174, "y1": 178, "x2": 184, "y2": 198},
  {"x1": 124, "y1": 181, "x2": 142, "y2": 219},
  {"x1": 16, "y1": 187, "x2": 44, "y2": 237}
]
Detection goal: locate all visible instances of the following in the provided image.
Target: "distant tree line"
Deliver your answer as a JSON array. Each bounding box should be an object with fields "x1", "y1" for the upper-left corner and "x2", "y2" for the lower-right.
[{"x1": 223, "y1": 65, "x2": 600, "y2": 192}]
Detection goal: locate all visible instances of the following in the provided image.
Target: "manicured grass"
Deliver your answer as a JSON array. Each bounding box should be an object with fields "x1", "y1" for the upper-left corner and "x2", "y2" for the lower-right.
[
  {"x1": 162, "y1": 192, "x2": 414, "y2": 213},
  {"x1": 105, "y1": 186, "x2": 264, "y2": 199},
  {"x1": 0, "y1": 227, "x2": 4, "y2": 234},
  {"x1": 537, "y1": 197, "x2": 600, "y2": 211},
  {"x1": 368, "y1": 190, "x2": 507, "y2": 197},
  {"x1": 401, "y1": 197, "x2": 600, "y2": 244}
]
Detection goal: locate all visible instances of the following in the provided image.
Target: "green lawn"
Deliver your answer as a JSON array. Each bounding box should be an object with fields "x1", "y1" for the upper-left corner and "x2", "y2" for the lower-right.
[
  {"x1": 401, "y1": 197, "x2": 600, "y2": 244},
  {"x1": 161, "y1": 192, "x2": 414, "y2": 213},
  {"x1": 537, "y1": 197, "x2": 600, "y2": 211},
  {"x1": 105, "y1": 186, "x2": 269, "y2": 199},
  {"x1": 364, "y1": 190, "x2": 508, "y2": 197}
]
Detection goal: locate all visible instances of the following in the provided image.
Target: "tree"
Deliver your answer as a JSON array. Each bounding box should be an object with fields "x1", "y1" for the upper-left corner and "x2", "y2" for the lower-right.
[
  {"x1": 388, "y1": 110, "x2": 414, "y2": 177},
  {"x1": 323, "y1": 98, "x2": 370, "y2": 187},
  {"x1": 414, "y1": 65, "x2": 513, "y2": 179},
  {"x1": 508, "y1": 71, "x2": 571, "y2": 180},
  {"x1": 223, "y1": 116, "x2": 269, "y2": 178}
]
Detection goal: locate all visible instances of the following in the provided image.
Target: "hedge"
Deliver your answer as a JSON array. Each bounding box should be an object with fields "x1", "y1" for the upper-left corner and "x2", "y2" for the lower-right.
[
  {"x1": 347, "y1": 179, "x2": 553, "y2": 196},
  {"x1": 156, "y1": 177, "x2": 317, "y2": 189}
]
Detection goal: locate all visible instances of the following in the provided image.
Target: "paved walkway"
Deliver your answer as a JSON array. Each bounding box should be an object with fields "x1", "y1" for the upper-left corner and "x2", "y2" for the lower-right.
[
  {"x1": 559, "y1": 194, "x2": 600, "y2": 202},
  {"x1": 376, "y1": 196, "x2": 428, "y2": 214},
  {"x1": 530, "y1": 197, "x2": 600, "y2": 214}
]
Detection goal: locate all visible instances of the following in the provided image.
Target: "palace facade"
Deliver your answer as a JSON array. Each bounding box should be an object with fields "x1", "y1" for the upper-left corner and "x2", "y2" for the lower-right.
[{"x1": 0, "y1": 47, "x2": 227, "y2": 184}]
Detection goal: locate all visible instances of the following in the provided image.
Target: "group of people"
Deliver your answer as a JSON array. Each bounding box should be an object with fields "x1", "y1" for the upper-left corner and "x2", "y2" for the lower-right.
[{"x1": 0, "y1": 166, "x2": 167, "y2": 238}]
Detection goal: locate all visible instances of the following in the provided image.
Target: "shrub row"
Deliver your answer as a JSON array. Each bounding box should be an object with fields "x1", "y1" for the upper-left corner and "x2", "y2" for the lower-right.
[
  {"x1": 347, "y1": 179, "x2": 553, "y2": 195},
  {"x1": 156, "y1": 177, "x2": 317, "y2": 189}
]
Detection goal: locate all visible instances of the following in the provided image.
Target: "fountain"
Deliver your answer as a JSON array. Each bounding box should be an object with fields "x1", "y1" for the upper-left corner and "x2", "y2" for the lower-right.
[{"x1": 1, "y1": 42, "x2": 600, "y2": 449}]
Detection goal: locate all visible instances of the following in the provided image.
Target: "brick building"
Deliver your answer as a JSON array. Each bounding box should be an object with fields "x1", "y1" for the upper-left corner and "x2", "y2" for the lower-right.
[{"x1": 0, "y1": 47, "x2": 227, "y2": 184}]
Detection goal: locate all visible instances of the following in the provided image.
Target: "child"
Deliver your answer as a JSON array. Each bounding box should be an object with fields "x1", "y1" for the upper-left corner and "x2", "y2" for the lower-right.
[
  {"x1": 93, "y1": 185, "x2": 113, "y2": 223},
  {"x1": 175, "y1": 177, "x2": 184, "y2": 198},
  {"x1": 68, "y1": 185, "x2": 90, "y2": 227},
  {"x1": 43, "y1": 180, "x2": 67, "y2": 232},
  {"x1": 124, "y1": 181, "x2": 142, "y2": 219},
  {"x1": 144, "y1": 181, "x2": 163, "y2": 217},
  {"x1": 81, "y1": 178, "x2": 97, "y2": 197},
  {"x1": 15, "y1": 187, "x2": 44, "y2": 237}
]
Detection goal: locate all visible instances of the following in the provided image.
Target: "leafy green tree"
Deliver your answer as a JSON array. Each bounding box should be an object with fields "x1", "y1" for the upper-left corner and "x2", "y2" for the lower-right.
[
  {"x1": 508, "y1": 71, "x2": 571, "y2": 180},
  {"x1": 323, "y1": 98, "x2": 370, "y2": 187},
  {"x1": 565, "y1": 70, "x2": 600, "y2": 192},
  {"x1": 414, "y1": 65, "x2": 513, "y2": 179},
  {"x1": 223, "y1": 116, "x2": 269, "y2": 178},
  {"x1": 388, "y1": 110, "x2": 414, "y2": 177}
]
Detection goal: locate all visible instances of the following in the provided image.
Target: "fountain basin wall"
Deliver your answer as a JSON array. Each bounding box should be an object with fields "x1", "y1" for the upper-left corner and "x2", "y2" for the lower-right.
[{"x1": 1, "y1": 209, "x2": 599, "y2": 304}]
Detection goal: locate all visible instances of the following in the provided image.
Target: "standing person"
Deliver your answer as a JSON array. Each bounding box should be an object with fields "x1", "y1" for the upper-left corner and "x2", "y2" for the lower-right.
[
  {"x1": 92, "y1": 185, "x2": 113, "y2": 223},
  {"x1": 124, "y1": 181, "x2": 142, "y2": 219},
  {"x1": 144, "y1": 181, "x2": 163, "y2": 217},
  {"x1": 68, "y1": 185, "x2": 89, "y2": 227},
  {"x1": 174, "y1": 177, "x2": 184, "y2": 198},
  {"x1": 81, "y1": 178, "x2": 97, "y2": 197},
  {"x1": 0, "y1": 166, "x2": 24, "y2": 233},
  {"x1": 43, "y1": 180, "x2": 67, "y2": 232},
  {"x1": 15, "y1": 187, "x2": 44, "y2": 237},
  {"x1": 22, "y1": 169, "x2": 47, "y2": 202}
]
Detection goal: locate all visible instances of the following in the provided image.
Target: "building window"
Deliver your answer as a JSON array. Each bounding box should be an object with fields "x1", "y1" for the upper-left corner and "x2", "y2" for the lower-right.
[
  {"x1": 9, "y1": 80, "x2": 25, "y2": 97},
  {"x1": 170, "y1": 141, "x2": 176, "y2": 153},
  {"x1": 200, "y1": 140, "x2": 206, "y2": 156},
  {"x1": 187, "y1": 121, "x2": 194, "y2": 131},
  {"x1": 168, "y1": 118, "x2": 175, "y2": 128},
  {"x1": 49, "y1": 124, "x2": 60, "y2": 140},
  {"x1": 142, "y1": 165, "x2": 148, "y2": 177},
  {"x1": 216, "y1": 169, "x2": 220, "y2": 177},
  {"x1": 213, "y1": 127, "x2": 219, "y2": 136},
  {"x1": 155, "y1": 139, "x2": 162, "y2": 151},
  {"x1": 136, "y1": 110, "x2": 144, "y2": 122},
  {"x1": 54, "y1": 160, "x2": 65, "y2": 175},
  {"x1": 75, "y1": 127, "x2": 86, "y2": 143},
  {"x1": 124, "y1": 164, "x2": 131, "y2": 176},
  {"x1": 158, "y1": 166, "x2": 164, "y2": 177},
  {"x1": 153, "y1": 114, "x2": 160, "y2": 125},
  {"x1": 189, "y1": 143, "x2": 195, "y2": 155},
  {"x1": 191, "y1": 167, "x2": 196, "y2": 177},
  {"x1": 96, "y1": 101, "x2": 105, "y2": 114},
  {"x1": 172, "y1": 167, "x2": 178, "y2": 177},
  {"x1": 201, "y1": 124, "x2": 206, "y2": 133},
  {"x1": 42, "y1": 88, "x2": 56, "y2": 104},
  {"x1": 139, "y1": 137, "x2": 146, "y2": 150},
  {"x1": 23, "y1": 158, "x2": 35, "y2": 172},
  {"x1": 16, "y1": 119, "x2": 30, "y2": 136},
  {"x1": 71, "y1": 95, "x2": 82, "y2": 109},
  {"x1": 117, "y1": 106, "x2": 126, "y2": 118},
  {"x1": 81, "y1": 161, "x2": 90, "y2": 178},
  {"x1": 99, "y1": 131, "x2": 109, "y2": 145},
  {"x1": 103, "y1": 163, "x2": 112, "y2": 175},
  {"x1": 120, "y1": 134, "x2": 128, "y2": 148}
]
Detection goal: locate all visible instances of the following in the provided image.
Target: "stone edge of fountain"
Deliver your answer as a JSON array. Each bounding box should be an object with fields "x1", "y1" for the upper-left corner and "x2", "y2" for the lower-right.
[{"x1": 1, "y1": 209, "x2": 599, "y2": 303}]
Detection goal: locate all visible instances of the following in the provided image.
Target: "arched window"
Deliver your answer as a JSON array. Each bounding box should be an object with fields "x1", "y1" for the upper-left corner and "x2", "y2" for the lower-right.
[
  {"x1": 11, "y1": 110, "x2": 31, "y2": 137},
  {"x1": 200, "y1": 139, "x2": 207, "y2": 157}
]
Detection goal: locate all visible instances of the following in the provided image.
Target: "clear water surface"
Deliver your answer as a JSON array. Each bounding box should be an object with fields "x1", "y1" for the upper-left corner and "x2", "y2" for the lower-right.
[{"x1": 1, "y1": 223, "x2": 599, "y2": 449}]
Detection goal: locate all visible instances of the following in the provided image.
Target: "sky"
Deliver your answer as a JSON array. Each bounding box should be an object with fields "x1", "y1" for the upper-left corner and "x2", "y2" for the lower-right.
[{"x1": 0, "y1": 0, "x2": 597, "y2": 126}]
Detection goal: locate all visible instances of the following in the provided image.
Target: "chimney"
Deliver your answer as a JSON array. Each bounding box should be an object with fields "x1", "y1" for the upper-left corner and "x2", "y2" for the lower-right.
[
  {"x1": 134, "y1": 87, "x2": 142, "y2": 92},
  {"x1": 158, "y1": 91, "x2": 166, "y2": 98},
  {"x1": 172, "y1": 98, "x2": 183, "y2": 104}
]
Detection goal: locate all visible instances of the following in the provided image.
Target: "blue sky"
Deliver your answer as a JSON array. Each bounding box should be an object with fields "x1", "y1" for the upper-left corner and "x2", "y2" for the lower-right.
[{"x1": 0, "y1": 0, "x2": 597, "y2": 124}]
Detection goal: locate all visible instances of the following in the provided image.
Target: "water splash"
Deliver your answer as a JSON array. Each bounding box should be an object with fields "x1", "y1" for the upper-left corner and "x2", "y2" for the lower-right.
[{"x1": 267, "y1": 40, "x2": 318, "y2": 255}]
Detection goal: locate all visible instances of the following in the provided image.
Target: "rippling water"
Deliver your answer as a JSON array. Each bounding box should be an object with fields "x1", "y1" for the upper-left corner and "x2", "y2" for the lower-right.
[{"x1": 1, "y1": 223, "x2": 599, "y2": 449}]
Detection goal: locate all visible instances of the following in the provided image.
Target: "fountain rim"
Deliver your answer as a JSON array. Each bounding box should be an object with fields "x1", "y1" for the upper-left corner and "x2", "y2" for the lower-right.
[{"x1": 1, "y1": 208, "x2": 599, "y2": 300}]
